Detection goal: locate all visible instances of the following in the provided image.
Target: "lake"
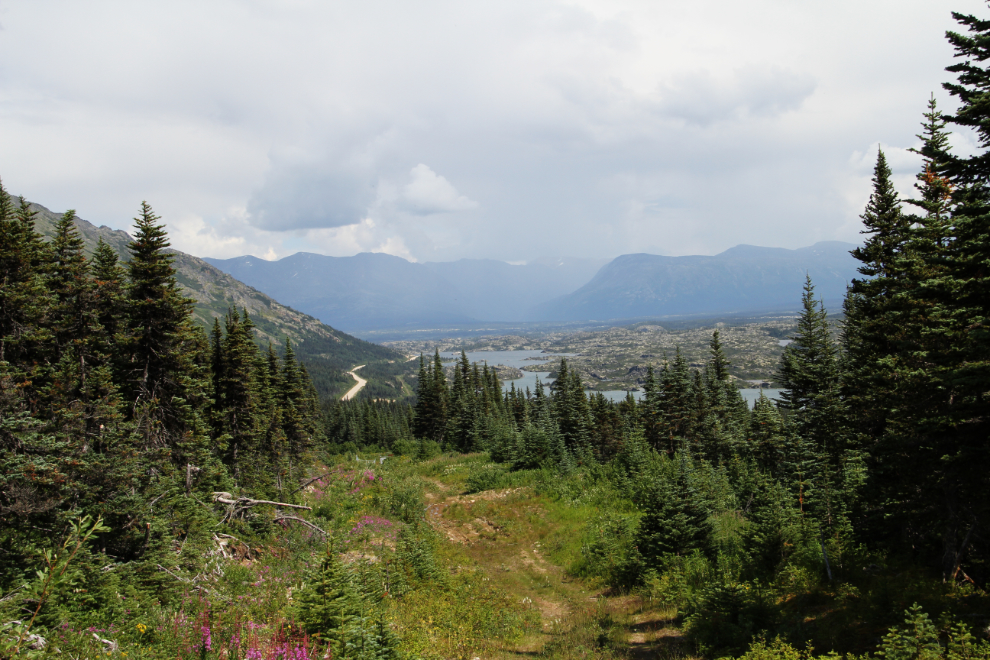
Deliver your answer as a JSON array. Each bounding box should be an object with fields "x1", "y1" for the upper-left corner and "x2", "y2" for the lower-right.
[
  {"x1": 439, "y1": 350, "x2": 576, "y2": 395},
  {"x1": 444, "y1": 350, "x2": 784, "y2": 409}
]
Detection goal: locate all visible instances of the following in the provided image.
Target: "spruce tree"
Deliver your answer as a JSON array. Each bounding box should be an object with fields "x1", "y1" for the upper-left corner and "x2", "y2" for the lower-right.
[
  {"x1": 122, "y1": 202, "x2": 210, "y2": 464},
  {"x1": 635, "y1": 451, "x2": 713, "y2": 567},
  {"x1": 0, "y1": 186, "x2": 53, "y2": 377},
  {"x1": 777, "y1": 277, "x2": 847, "y2": 531},
  {"x1": 658, "y1": 348, "x2": 693, "y2": 454},
  {"x1": 294, "y1": 541, "x2": 361, "y2": 655}
]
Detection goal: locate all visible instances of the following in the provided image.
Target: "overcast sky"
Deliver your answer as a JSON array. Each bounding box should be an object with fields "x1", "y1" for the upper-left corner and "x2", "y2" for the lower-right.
[{"x1": 1, "y1": 0, "x2": 986, "y2": 263}]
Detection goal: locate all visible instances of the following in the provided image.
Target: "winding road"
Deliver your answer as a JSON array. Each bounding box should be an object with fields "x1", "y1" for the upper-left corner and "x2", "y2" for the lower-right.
[{"x1": 341, "y1": 365, "x2": 367, "y2": 401}]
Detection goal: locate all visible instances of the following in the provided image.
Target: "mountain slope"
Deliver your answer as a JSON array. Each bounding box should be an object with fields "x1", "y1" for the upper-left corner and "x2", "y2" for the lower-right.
[
  {"x1": 205, "y1": 252, "x2": 478, "y2": 331},
  {"x1": 536, "y1": 241, "x2": 859, "y2": 321},
  {"x1": 26, "y1": 202, "x2": 405, "y2": 397},
  {"x1": 204, "y1": 253, "x2": 607, "y2": 330}
]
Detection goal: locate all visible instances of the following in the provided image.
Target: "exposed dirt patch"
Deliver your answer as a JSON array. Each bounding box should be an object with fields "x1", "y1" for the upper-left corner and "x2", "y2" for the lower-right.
[
  {"x1": 625, "y1": 605, "x2": 686, "y2": 659},
  {"x1": 519, "y1": 549, "x2": 548, "y2": 574},
  {"x1": 339, "y1": 550, "x2": 379, "y2": 564},
  {"x1": 535, "y1": 597, "x2": 569, "y2": 631},
  {"x1": 426, "y1": 488, "x2": 525, "y2": 545}
]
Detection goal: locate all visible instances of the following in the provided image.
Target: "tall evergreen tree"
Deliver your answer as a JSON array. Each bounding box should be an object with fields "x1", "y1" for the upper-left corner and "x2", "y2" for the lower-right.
[
  {"x1": 0, "y1": 186, "x2": 52, "y2": 379},
  {"x1": 122, "y1": 202, "x2": 210, "y2": 464},
  {"x1": 777, "y1": 277, "x2": 847, "y2": 531}
]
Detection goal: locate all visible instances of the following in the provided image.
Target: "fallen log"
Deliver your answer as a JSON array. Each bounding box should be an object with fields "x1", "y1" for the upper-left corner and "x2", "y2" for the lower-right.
[
  {"x1": 293, "y1": 473, "x2": 331, "y2": 494},
  {"x1": 211, "y1": 492, "x2": 312, "y2": 511},
  {"x1": 275, "y1": 515, "x2": 328, "y2": 536}
]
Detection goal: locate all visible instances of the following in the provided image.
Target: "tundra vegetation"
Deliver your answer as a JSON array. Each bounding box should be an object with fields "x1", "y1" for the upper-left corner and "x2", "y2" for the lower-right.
[{"x1": 3, "y1": 7, "x2": 990, "y2": 660}]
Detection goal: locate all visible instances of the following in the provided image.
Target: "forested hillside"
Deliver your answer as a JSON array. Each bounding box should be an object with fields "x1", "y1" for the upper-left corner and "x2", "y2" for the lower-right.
[{"x1": 25, "y1": 201, "x2": 406, "y2": 399}]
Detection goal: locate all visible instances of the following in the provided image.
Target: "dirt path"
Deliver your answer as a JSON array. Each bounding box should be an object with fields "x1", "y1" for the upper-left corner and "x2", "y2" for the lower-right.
[
  {"x1": 425, "y1": 485, "x2": 684, "y2": 658},
  {"x1": 341, "y1": 365, "x2": 367, "y2": 401}
]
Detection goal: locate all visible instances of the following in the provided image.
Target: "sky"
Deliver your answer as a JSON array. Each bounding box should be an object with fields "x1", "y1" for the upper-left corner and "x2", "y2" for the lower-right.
[{"x1": 1, "y1": 0, "x2": 986, "y2": 264}]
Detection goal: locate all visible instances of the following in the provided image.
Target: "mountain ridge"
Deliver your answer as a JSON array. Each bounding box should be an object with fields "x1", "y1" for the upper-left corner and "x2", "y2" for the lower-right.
[
  {"x1": 537, "y1": 240, "x2": 859, "y2": 322},
  {"x1": 203, "y1": 251, "x2": 608, "y2": 331},
  {"x1": 204, "y1": 241, "x2": 860, "y2": 329}
]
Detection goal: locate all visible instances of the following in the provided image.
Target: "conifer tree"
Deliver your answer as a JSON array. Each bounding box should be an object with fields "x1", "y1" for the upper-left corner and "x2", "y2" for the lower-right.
[
  {"x1": 0, "y1": 186, "x2": 53, "y2": 376},
  {"x1": 748, "y1": 393, "x2": 792, "y2": 479},
  {"x1": 635, "y1": 451, "x2": 713, "y2": 567},
  {"x1": 658, "y1": 348, "x2": 693, "y2": 454},
  {"x1": 90, "y1": 239, "x2": 126, "y2": 377},
  {"x1": 778, "y1": 277, "x2": 848, "y2": 531},
  {"x1": 294, "y1": 541, "x2": 362, "y2": 655},
  {"x1": 122, "y1": 202, "x2": 210, "y2": 463},
  {"x1": 48, "y1": 211, "x2": 92, "y2": 364}
]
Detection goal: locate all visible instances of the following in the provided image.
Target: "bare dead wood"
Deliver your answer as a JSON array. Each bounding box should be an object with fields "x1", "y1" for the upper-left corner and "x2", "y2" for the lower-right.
[
  {"x1": 0, "y1": 585, "x2": 25, "y2": 603},
  {"x1": 275, "y1": 515, "x2": 328, "y2": 537},
  {"x1": 212, "y1": 492, "x2": 311, "y2": 511},
  {"x1": 186, "y1": 464, "x2": 201, "y2": 496},
  {"x1": 217, "y1": 533, "x2": 247, "y2": 547},
  {"x1": 147, "y1": 489, "x2": 172, "y2": 513},
  {"x1": 155, "y1": 564, "x2": 229, "y2": 601},
  {"x1": 293, "y1": 473, "x2": 331, "y2": 494},
  {"x1": 156, "y1": 564, "x2": 191, "y2": 584}
]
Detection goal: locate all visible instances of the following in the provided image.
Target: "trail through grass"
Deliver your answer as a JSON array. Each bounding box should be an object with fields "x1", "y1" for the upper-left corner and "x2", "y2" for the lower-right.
[{"x1": 404, "y1": 453, "x2": 692, "y2": 659}]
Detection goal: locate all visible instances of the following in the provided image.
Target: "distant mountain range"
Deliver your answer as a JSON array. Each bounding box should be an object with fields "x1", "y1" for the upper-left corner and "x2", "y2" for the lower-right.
[
  {"x1": 202, "y1": 253, "x2": 607, "y2": 331},
  {"x1": 537, "y1": 242, "x2": 860, "y2": 322},
  {"x1": 27, "y1": 202, "x2": 404, "y2": 397},
  {"x1": 205, "y1": 242, "x2": 860, "y2": 330}
]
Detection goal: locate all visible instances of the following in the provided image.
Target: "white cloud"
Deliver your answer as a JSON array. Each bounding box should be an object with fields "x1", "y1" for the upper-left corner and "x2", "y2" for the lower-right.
[
  {"x1": 304, "y1": 219, "x2": 417, "y2": 262},
  {"x1": 398, "y1": 164, "x2": 479, "y2": 215}
]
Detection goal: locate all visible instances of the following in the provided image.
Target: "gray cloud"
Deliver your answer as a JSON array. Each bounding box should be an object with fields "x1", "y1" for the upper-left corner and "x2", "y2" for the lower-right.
[
  {"x1": 0, "y1": 0, "x2": 984, "y2": 263},
  {"x1": 655, "y1": 66, "x2": 817, "y2": 126},
  {"x1": 247, "y1": 161, "x2": 377, "y2": 231}
]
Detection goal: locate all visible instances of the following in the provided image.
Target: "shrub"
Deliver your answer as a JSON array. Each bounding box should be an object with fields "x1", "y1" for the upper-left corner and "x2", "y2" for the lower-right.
[{"x1": 465, "y1": 463, "x2": 508, "y2": 493}]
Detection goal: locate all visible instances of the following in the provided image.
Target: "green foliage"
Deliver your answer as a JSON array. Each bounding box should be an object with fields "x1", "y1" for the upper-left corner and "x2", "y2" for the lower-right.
[
  {"x1": 464, "y1": 462, "x2": 509, "y2": 493},
  {"x1": 396, "y1": 524, "x2": 444, "y2": 585},
  {"x1": 293, "y1": 542, "x2": 362, "y2": 654},
  {"x1": 684, "y1": 578, "x2": 777, "y2": 656},
  {"x1": 574, "y1": 511, "x2": 639, "y2": 586}
]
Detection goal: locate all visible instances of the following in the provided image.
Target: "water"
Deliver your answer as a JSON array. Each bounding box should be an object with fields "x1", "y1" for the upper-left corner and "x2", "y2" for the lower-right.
[
  {"x1": 442, "y1": 350, "x2": 784, "y2": 409},
  {"x1": 597, "y1": 390, "x2": 644, "y2": 403},
  {"x1": 439, "y1": 350, "x2": 576, "y2": 395},
  {"x1": 740, "y1": 388, "x2": 784, "y2": 407},
  {"x1": 595, "y1": 388, "x2": 784, "y2": 407}
]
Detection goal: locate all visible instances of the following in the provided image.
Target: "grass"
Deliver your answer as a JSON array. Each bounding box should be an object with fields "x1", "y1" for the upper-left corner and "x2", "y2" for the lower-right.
[
  {"x1": 23, "y1": 450, "x2": 990, "y2": 660},
  {"x1": 18, "y1": 451, "x2": 698, "y2": 659}
]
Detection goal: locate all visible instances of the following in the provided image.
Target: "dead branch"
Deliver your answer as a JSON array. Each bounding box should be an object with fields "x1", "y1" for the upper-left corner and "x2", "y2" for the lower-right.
[
  {"x1": 0, "y1": 585, "x2": 24, "y2": 603},
  {"x1": 275, "y1": 515, "x2": 328, "y2": 536},
  {"x1": 293, "y1": 473, "x2": 331, "y2": 494},
  {"x1": 212, "y1": 492, "x2": 311, "y2": 511},
  {"x1": 157, "y1": 564, "x2": 191, "y2": 584},
  {"x1": 147, "y1": 489, "x2": 173, "y2": 513}
]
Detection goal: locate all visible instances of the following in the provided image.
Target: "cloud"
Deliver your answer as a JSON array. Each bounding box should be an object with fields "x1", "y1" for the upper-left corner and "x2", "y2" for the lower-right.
[
  {"x1": 398, "y1": 164, "x2": 479, "y2": 215},
  {"x1": 654, "y1": 66, "x2": 817, "y2": 126},
  {"x1": 848, "y1": 142, "x2": 922, "y2": 174},
  {"x1": 1, "y1": 0, "x2": 987, "y2": 264},
  {"x1": 306, "y1": 219, "x2": 417, "y2": 261},
  {"x1": 246, "y1": 152, "x2": 378, "y2": 231}
]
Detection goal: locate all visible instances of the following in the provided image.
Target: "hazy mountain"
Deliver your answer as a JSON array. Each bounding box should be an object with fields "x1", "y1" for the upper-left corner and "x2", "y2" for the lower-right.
[
  {"x1": 535, "y1": 241, "x2": 860, "y2": 322},
  {"x1": 203, "y1": 252, "x2": 608, "y2": 331},
  {"x1": 26, "y1": 202, "x2": 403, "y2": 375}
]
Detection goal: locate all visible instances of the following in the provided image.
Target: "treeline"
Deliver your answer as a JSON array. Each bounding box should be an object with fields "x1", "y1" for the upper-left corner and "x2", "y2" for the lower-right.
[{"x1": 0, "y1": 191, "x2": 322, "y2": 585}]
